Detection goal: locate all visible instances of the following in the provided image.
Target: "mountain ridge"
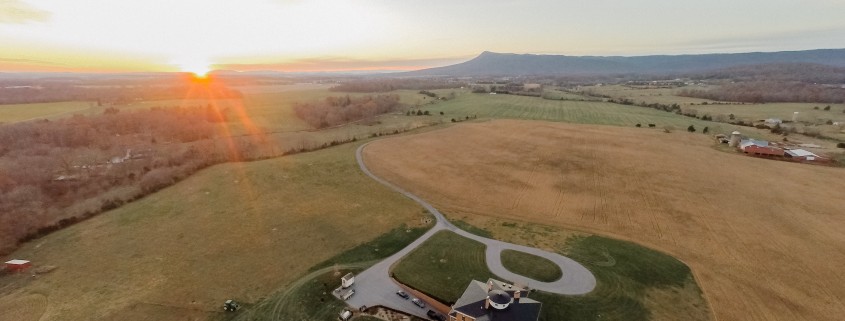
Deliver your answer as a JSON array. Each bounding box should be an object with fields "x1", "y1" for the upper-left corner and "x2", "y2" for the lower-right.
[{"x1": 405, "y1": 49, "x2": 845, "y2": 76}]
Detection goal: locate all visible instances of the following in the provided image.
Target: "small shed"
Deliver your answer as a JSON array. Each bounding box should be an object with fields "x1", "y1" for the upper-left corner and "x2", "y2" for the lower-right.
[
  {"x1": 341, "y1": 273, "x2": 355, "y2": 288},
  {"x1": 5, "y1": 259, "x2": 32, "y2": 272},
  {"x1": 764, "y1": 118, "x2": 782, "y2": 126}
]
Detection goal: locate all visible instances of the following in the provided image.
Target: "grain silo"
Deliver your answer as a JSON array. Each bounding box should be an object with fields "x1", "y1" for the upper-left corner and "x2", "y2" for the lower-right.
[{"x1": 729, "y1": 131, "x2": 742, "y2": 147}]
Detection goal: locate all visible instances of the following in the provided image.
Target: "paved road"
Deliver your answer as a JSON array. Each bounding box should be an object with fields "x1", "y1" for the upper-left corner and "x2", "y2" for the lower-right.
[{"x1": 344, "y1": 142, "x2": 596, "y2": 319}]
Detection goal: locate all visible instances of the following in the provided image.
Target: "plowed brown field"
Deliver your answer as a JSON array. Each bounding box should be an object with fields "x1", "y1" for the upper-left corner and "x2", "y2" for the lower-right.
[{"x1": 363, "y1": 119, "x2": 845, "y2": 321}]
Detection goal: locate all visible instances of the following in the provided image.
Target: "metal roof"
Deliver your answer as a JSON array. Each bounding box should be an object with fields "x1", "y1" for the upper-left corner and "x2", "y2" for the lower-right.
[
  {"x1": 5, "y1": 259, "x2": 30, "y2": 265},
  {"x1": 785, "y1": 149, "x2": 818, "y2": 157},
  {"x1": 739, "y1": 139, "x2": 769, "y2": 149}
]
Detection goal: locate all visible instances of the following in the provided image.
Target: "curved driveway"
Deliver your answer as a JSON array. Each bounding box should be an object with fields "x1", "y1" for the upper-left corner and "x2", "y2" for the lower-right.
[{"x1": 345, "y1": 142, "x2": 596, "y2": 318}]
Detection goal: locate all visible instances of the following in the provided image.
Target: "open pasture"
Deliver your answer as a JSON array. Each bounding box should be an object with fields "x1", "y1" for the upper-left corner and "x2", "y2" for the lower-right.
[
  {"x1": 0, "y1": 142, "x2": 426, "y2": 321},
  {"x1": 363, "y1": 119, "x2": 845, "y2": 321},
  {"x1": 427, "y1": 91, "x2": 738, "y2": 134},
  {"x1": 582, "y1": 84, "x2": 845, "y2": 141}
]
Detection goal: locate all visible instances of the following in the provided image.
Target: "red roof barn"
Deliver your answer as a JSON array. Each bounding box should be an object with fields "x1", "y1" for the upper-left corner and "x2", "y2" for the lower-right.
[
  {"x1": 4, "y1": 259, "x2": 32, "y2": 272},
  {"x1": 743, "y1": 145, "x2": 784, "y2": 156},
  {"x1": 740, "y1": 139, "x2": 784, "y2": 157}
]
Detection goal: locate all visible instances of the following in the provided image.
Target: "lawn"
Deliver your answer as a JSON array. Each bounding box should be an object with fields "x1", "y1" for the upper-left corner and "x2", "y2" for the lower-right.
[
  {"x1": 500, "y1": 250, "x2": 562, "y2": 283},
  {"x1": 391, "y1": 231, "x2": 496, "y2": 303},
  {"x1": 390, "y1": 221, "x2": 708, "y2": 321},
  {"x1": 531, "y1": 235, "x2": 703, "y2": 321},
  {"x1": 233, "y1": 223, "x2": 431, "y2": 321},
  {"x1": 230, "y1": 267, "x2": 362, "y2": 321}
]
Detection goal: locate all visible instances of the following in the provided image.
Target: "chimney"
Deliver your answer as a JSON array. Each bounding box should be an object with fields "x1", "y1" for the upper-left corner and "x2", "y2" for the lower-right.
[
  {"x1": 514, "y1": 290, "x2": 521, "y2": 302},
  {"x1": 485, "y1": 296, "x2": 490, "y2": 309}
]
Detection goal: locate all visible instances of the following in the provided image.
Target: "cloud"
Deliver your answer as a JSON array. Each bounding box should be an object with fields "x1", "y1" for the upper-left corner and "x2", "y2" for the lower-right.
[
  {"x1": 0, "y1": 57, "x2": 63, "y2": 65},
  {"x1": 214, "y1": 56, "x2": 470, "y2": 72},
  {"x1": 0, "y1": 0, "x2": 51, "y2": 24}
]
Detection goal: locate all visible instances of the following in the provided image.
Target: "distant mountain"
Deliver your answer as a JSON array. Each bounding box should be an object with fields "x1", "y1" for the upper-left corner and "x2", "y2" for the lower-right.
[{"x1": 406, "y1": 49, "x2": 845, "y2": 76}]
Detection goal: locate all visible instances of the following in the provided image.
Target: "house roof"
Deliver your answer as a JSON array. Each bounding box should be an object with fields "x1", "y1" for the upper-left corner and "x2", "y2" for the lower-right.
[
  {"x1": 740, "y1": 139, "x2": 769, "y2": 149},
  {"x1": 450, "y1": 279, "x2": 542, "y2": 321},
  {"x1": 5, "y1": 259, "x2": 30, "y2": 265},
  {"x1": 785, "y1": 149, "x2": 818, "y2": 158}
]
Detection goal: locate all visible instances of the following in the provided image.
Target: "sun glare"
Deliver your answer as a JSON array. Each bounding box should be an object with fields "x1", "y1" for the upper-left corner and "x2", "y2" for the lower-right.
[{"x1": 176, "y1": 59, "x2": 211, "y2": 77}]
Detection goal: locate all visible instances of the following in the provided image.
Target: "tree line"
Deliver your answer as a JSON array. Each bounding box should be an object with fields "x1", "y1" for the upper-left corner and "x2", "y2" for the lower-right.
[
  {"x1": 0, "y1": 83, "x2": 243, "y2": 105},
  {"x1": 678, "y1": 81, "x2": 845, "y2": 104},
  {"x1": 293, "y1": 95, "x2": 402, "y2": 128},
  {"x1": 689, "y1": 63, "x2": 845, "y2": 84},
  {"x1": 329, "y1": 78, "x2": 464, "y2": 93},
  {"x1": 0, "y1": 102, "x2": 306, "y2": 255}
]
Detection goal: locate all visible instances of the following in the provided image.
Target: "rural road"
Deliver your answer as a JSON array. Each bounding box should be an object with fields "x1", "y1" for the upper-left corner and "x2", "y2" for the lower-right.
[{"x1": 344, "y1": 142, "x2": 596, "y2": 319}]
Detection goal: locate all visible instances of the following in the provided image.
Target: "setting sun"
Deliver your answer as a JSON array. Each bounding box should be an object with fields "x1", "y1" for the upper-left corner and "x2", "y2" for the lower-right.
[{"x1": 177, "y1": 60, "x2": 211, "y2": 77}]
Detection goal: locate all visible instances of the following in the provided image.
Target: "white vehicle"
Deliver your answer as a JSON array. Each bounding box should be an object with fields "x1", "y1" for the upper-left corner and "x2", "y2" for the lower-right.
[
  {"x1": 341, "y1": 273, "x2": 355, "y2": 288},
  {"x1": 339, "y1": 309, "x2": 352, "y2": 321},
  {"x1": 412, "y1": 298, "x2": 425, "y2": 308}
]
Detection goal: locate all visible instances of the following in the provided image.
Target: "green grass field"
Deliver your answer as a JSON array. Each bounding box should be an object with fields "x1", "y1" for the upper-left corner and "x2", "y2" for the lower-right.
[
  {"x1": 500, "y1": 250, "x2": 562, "y2": 283},
  {"x1": 533, "y1": 235, "x2": 703, "y2": 321},
  {"x1": 580, "y1": 84, "x2": 845, "y2": 141},
  {"x1": 391, "y1": 219, "x2": 710, "y2": 321},
  {"x1": 0, "y1": 101, "x2": 93, "y2": 123},
  {"x1": 392, "y1": 231, "x2": 496, "y2": 302},
  {"x1": 542, "y1": 89, "x2": 602, "y2": 101},
  {"x1": 427, "y1": 91, "x2": 736, "y2": 135}
]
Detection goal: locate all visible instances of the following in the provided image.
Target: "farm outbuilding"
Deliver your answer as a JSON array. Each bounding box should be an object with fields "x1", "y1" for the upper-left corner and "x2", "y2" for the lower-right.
[
  {"x1": 729, "y1": 131, "x2": 742, "y2": 147},
  {"x1": 785, "y1": 149, "x2": 823, "y2": 162},
  {"x1": 740, "y1": 139, "x2": 784, "y2": 157},
  {"x1": 4, "y1": 259, "x2": 32, "y2": 272},
  {"x1": 764, "y1": 118, "x2": 782, "y2": 126}
]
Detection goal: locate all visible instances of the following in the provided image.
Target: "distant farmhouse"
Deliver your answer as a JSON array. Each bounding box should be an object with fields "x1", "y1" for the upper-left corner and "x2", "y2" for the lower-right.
[
  {"x1": 449, "y1": 279, "x2": 541, "y2": 321},
  {"x1": 763, "y1": 118, "x2": 782, "y2": 126},
  {"x1": 734, "y1": 136, "x2": 828, "y2": 163}
]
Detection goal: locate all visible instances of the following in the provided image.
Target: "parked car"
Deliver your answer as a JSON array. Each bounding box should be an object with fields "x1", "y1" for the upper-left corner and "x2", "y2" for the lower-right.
[
  {"x1": 339, "y1": 309, "x2": 352, "y2": 321},
  {"x1": 396, "y1": 291, "x2": 410, "y2": 299},
  {"x1": 427, "y1": 310, "x2": 444, "y2": 320},
  {"x1": 412, "y1": 298, "x2": 425, "y2": 308}
]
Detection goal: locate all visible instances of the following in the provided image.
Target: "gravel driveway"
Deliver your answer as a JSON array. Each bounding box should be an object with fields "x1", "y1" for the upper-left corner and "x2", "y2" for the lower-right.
[{"x1": 343, "y1": 142, "x2": 596, "y2": 319}]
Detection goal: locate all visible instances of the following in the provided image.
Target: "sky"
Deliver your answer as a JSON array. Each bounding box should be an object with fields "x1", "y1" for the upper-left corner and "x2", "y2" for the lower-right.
[{"x1": 1, "y1": 0, "x2": 845, "y2": 73}]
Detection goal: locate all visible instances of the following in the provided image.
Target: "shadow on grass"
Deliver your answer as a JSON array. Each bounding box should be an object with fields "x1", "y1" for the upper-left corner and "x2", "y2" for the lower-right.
[{"x1": 534, "y1": 235, "x2": 694, "y2": 321}]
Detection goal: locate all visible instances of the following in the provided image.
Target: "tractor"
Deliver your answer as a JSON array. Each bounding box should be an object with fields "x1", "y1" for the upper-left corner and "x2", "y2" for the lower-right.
[{"x1": 223, "y1": 299, "x2": 241, "y2": 312}]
